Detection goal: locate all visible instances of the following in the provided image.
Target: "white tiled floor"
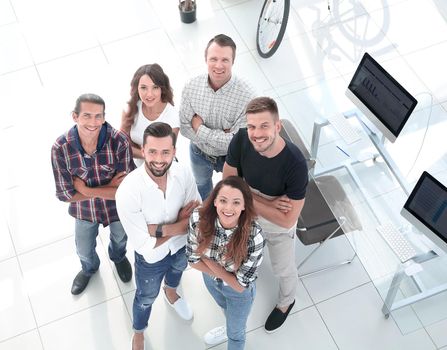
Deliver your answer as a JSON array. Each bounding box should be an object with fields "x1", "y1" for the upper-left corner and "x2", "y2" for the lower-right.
[{"x1": 1, "y1": 0, "x2": 447, "y2": 349}]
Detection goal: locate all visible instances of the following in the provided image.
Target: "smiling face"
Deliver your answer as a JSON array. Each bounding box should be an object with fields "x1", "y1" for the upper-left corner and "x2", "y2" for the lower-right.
[
  {"x1": 247, "y1": 110, "x2": 281, "y2": 156},
  {"x1": 72, "y1": 102, "x2": 105, "y2": 142},
  {"x1": 214, "y1": 185, "x2": 245, "y2": 229},
  {"x1": 142, "y1": 135, "x2": 176, "y2": 178},
  {"x1": 206, "y1": 42, "x2": 234, "y2": 90},
  {"x1": 138, "y1": 74, "x2": 162, "y2": 109}
]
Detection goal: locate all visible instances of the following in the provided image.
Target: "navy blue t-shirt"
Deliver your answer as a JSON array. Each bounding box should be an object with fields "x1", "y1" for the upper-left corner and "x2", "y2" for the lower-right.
[{"x1": 226, "y1": 128, "x2": 308, "y2": 200}]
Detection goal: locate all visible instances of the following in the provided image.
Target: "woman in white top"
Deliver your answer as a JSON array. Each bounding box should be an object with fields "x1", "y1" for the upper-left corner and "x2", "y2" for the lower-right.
[{"x1": 121, "y1": 64, "x2": 180, "y2": 166}]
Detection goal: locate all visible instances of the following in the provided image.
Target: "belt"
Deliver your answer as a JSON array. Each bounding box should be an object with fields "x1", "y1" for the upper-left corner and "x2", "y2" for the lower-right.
[{"x1": 193, "y1": 144, "x2": 224, "y2": 164}]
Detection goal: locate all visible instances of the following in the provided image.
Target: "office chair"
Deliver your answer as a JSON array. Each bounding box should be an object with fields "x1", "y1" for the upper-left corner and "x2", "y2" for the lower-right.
[{"x1": 280, "y1": 119, "x2": 362, "y2": 278}]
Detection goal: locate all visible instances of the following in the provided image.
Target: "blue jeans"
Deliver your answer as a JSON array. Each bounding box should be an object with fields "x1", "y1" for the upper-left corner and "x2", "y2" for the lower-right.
[
  {"x1": 133, "y1": 247, "x2": 187, "y2": 332},
  {"x1": 75, "y1": 219, "x2": 127, "y2": 276},
  {"x1": 203, "y1": 273, "x2": 255, "y2": 350},
  {"x1": 189, "y1": 143, "x2": 226, "y2": 200}
]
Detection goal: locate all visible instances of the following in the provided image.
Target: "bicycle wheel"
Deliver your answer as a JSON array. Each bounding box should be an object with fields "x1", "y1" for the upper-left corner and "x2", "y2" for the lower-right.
[{"x1": 256, "y1": 0, "x2": 290, "y2": 58}]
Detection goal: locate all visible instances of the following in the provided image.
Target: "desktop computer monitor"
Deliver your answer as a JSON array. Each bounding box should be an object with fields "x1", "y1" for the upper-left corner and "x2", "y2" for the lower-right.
[
  {"x1": 401, "y1": 171, "x2": 447, "y2": 255},
  {"x1": 346, "y1": 52, "x2": 418, "y2": 143}
]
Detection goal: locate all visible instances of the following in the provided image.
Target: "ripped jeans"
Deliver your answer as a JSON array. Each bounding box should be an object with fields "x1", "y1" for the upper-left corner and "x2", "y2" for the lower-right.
[{"x1": 132, "y1": 247, "x2": 187, "y2": 332}]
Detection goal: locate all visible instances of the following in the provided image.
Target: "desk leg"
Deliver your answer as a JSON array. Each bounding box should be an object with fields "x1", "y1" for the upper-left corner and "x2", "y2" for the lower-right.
[{"x1": 382, "y1": 265, "x2": 406, "y2": 318}]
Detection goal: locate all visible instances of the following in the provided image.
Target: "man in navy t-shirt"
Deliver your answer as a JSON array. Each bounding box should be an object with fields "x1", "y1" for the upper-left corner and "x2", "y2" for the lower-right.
[{"x1": 223, "y1": 96, "x2": 308, "y2": 333}]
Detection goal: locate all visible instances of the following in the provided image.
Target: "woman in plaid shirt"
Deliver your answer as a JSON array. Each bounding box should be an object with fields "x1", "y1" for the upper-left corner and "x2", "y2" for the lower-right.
[{"x1": 186, "y1": 176, "x2": 265, "y2": 350}]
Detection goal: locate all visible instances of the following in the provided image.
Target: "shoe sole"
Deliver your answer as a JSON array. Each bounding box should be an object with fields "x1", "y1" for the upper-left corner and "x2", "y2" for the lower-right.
[
  {"x1": 264, "y1": 325, "x2": 283, "y2": 334},
  {"x1": 204, "y1": 337, "x2": 228, "y2": 346}
]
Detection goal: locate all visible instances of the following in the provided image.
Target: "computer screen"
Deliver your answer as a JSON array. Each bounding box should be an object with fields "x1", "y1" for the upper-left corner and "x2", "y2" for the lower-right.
[
  {"x1": 401, "y1": 171, "x2": 447, "y2": 254},
  {"x1": 345, "y1": 52, "x2": 418, "y2": 143}
]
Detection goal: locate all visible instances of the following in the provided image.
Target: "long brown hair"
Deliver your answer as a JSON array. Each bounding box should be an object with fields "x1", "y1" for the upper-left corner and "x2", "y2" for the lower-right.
[
  {"x1": 197, "y1": 176, "x2": 256, "y2": 268},
  {"x1": 121, "y1": 64, "x2": 174, "y2": 132}
]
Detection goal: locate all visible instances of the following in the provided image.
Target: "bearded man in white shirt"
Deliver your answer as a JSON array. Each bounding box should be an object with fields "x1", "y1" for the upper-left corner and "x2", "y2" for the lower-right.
[{"x1": 116, "y1": 122, "x2": 200, "y2": 350}]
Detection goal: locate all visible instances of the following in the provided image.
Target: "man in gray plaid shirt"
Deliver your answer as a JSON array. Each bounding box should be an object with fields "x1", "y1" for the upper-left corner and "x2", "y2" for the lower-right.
[{"x1": 179, "y1": 34, "x2": 256, "y2": 200}]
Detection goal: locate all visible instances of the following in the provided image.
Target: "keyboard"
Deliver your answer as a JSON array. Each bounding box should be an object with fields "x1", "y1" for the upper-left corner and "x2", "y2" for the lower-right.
[
  {"x1": 376, "y1": 222, "x2": 417, "y2": 263},
  {"x1": 327, "y1": 113, "x2": 361, "y2": 144}
]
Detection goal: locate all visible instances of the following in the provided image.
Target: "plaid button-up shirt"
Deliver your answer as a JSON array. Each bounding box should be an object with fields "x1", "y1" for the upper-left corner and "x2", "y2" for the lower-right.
[
  {"x1": 186, "y1": 208, "x2": 265, "y2": 288},
  {"x1": 51, "y1": 122, "x2": 135, "y2": 226},
  {"x1": 179, "y1": 74, "x2": 256, "y2": 157}
]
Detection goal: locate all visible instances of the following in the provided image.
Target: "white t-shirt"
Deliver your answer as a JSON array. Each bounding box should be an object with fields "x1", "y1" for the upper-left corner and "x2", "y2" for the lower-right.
[{"x1": 115, "y1": 162, "x2": 201, "y2": 263}]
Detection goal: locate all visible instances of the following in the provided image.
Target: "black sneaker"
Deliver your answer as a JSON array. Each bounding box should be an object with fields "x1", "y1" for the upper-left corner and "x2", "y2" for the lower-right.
[
  {"x1": 264, "y1": 300, "x2": 295, "y2": 333},
  {"x1": 115, "y1": 257, "x2": 132, "y2": 283}
]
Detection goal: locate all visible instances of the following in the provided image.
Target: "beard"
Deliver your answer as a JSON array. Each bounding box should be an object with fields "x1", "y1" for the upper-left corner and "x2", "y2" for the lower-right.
[{"x1": 145, "y1": 160, "x2": 173, "y2": 177}]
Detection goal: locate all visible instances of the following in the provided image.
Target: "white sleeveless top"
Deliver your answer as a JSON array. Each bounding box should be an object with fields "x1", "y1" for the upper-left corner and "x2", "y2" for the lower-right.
[{"x1": 129, "y1": 101, "x2": 180, "y2": 166}]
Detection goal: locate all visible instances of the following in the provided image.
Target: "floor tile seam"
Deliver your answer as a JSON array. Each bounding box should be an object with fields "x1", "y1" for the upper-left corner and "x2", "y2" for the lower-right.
[
  {"x1": 394, "y1": 37, "x2": 447, "y2": 59},
  {"x1": 311, "y1": 280, "x2": 372, "y2": 306},
  {"x1": 0, "y1": 19, "x2": 18, "y2": 29},
  {"x1": 0, "y1": 64, "x2": 35, "y2": 77},
  {"x1": 98, "y1": 27, "x2": 165, "y2": 49},
  {"x1": 298, "y1": 270, "x2": 316, "y2": 306},
  {"x1": 313, "y1": 300, "x2": 341, "y2": 350},
  {"x1": 8, "y1": 0, "x2": 19, "y2": 22},
  {"x1": 1, "y1": 124, "x2": 16, "y2": 130},
  {"x1": 11, "y1": 251, "x2": 46, "y2": 349},
  {"x1": 218, "y1": 0, "x2": 251, "y2": 10},
  {"x1": 12, "y1": 233, "x2": 74, "y2": 258},
  {"x1": 359, "y1": 0, "x2": 410, "y2": 13},
  {"x1": 398, "y1": 51, "x2": 445, "y2": 106},
  {"x1": 273, "y1": 71, "x2": 345, "y2": 100},
  {"x1": 290, "y1": 1, "x2": 370, "y2": 34},
  {"x1": 0, "y1": 327, "x2": 39, "y2": 346},
  {"x1": 33, "y1": 44, "x2": 104, "y2": 68},
  {"x1": 402, "y1": 305, "x2": 438, "y2": 346},
  {"x1": 115, "y1": 16, "x2": 187, "y2": 73},
  {"x1": 119, "y1": 288, "x2": 134, "y2": 321},
  {"x1": 3, "y1": 216, "x2": 19, "y2": 260},
  {"x1": 391, "y1": 305, "x2": 440, "y2": 349},
  {"x1": 35, "y1": 293, "x2": 128, "y2": 330},
  {"x1": 222, "y1": 4, "x2": 255, "y2": 58},
  {"x1": 208, "y1": 6, "x2": 253, "y2": 56}
]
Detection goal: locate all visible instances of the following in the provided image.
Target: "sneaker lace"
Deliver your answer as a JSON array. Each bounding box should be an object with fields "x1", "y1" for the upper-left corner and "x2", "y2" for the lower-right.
[{"x1": 210, "y1": 326, "x2": 226, "y2": 337}]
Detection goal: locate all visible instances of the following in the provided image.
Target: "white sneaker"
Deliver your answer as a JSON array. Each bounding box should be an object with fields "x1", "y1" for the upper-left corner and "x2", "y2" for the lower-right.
[
  {"x1": 203, "y1": 326, "x2": 227, "y2": 345},
  {"x1": 163, "y1": 288, "x2": 193, "y2": 321}
]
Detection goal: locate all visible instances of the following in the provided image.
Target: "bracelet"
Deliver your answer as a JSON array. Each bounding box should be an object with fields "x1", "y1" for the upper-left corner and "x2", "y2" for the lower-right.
[{"x1": 155, "y1": 224, "x2": 163, "y2": 238}]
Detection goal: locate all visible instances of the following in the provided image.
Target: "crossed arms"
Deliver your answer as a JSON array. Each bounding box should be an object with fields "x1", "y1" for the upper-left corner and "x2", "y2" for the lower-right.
[{"x1": 223, "y1": 163, "x2": 305, "y2": 229}]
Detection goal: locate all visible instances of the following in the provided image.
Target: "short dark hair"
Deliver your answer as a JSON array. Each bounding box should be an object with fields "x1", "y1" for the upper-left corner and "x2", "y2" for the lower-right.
[
  {"x1": 245, "y1": 96, "x2": 279, "y2": 120},
  {"x1": 205, "y1": 34, "x2": 236, "y2": 62},
  {"x1": 143, "y1": 122, "x2": 177, "y2": 147},
  {"x1": 73, "y1": 93, "x2": 105, "y2": 114}
]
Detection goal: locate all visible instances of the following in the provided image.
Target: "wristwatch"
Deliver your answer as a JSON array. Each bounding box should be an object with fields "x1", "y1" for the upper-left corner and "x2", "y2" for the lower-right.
[{"x1": 155, "y1": 224, "x2": 163, "y2": 238}]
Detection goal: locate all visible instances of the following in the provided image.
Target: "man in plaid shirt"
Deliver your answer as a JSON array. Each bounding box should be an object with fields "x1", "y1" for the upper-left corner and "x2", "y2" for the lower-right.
[
  {"x1": 179, "y1": 33, "x2": 256, "y2": 200},
  {"x1": 51, "y1": 93, "x2": 136, "y2": 295}
]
